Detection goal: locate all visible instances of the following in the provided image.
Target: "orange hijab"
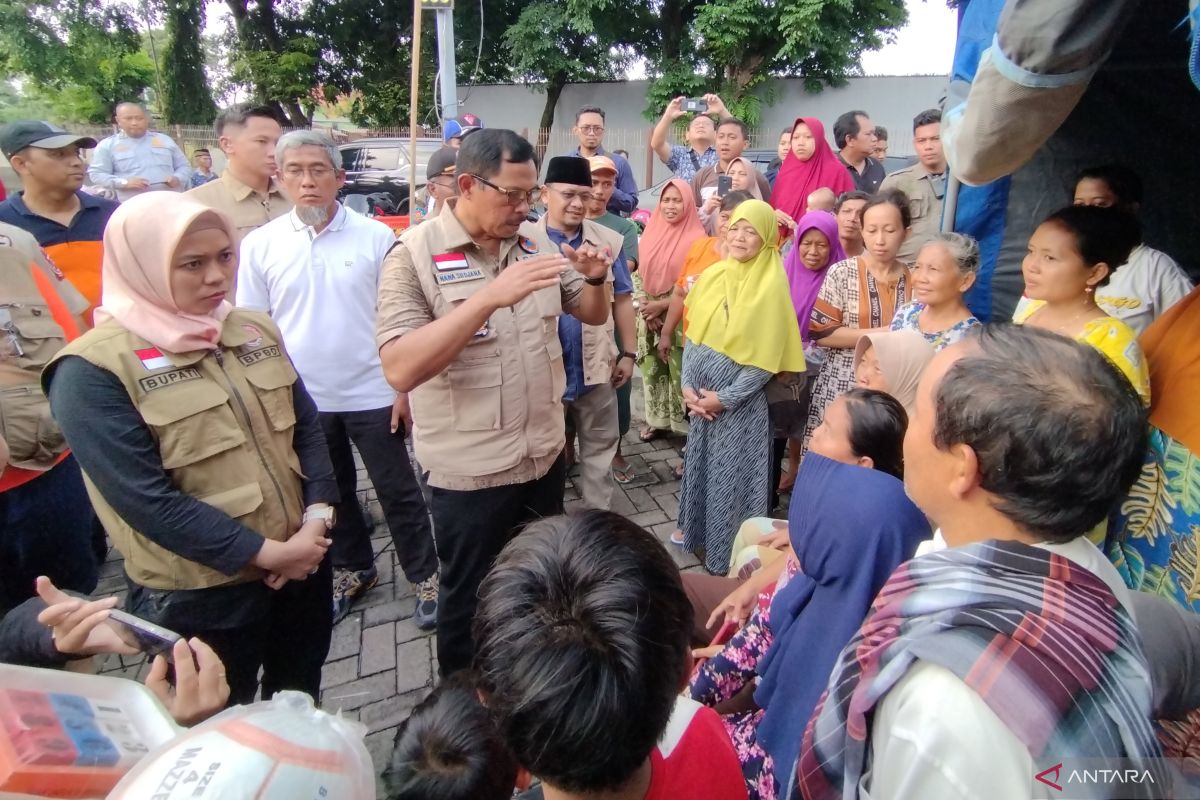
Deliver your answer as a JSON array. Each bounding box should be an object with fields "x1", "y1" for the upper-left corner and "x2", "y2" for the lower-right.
[
  {"x1": 95, "y1": 192, "x2": 235, "y2": 354},
  {"x1": 1140, "y1": 286, "x2": 1200, "y2": 453},
  {"x1": 638, "y1": 179, "x2": 707, "y2": 296}
]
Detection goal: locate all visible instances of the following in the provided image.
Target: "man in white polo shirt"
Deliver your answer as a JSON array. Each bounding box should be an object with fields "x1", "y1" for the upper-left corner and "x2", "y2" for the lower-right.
[{"x1": 237, "y1": 130, "x2": 439, "y2": 628}]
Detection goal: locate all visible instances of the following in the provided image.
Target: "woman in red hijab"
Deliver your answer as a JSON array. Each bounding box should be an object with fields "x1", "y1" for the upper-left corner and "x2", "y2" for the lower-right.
[{"x1": 770, "y1": 117, "x2": 855, "y2": 222}]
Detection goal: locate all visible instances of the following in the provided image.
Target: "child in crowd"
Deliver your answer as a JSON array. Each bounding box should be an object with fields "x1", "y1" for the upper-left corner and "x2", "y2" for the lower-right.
[
  {"x1": 383, "y1": 677, "x2": 521, "y2": 800},
  {"x1": 805, "y1": 187, "x2": 835, "y2": 213},
  {"x1": 473, "y1": 510, "x2": 749, "y2": 800}
]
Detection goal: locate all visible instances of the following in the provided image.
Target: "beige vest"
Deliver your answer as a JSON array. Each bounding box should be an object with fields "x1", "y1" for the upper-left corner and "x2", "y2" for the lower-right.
[
  {"x1": 537, "y1": 217, "x2": 623, "y2": 386},
  {"x1": 47, "y1": 310, "x2": 305, "y2": 590},
  {"x1": 0, "y1": 247, "x2": 69, "y2": 471},
  {"x1": 397, "y1": 212, "x2": 567, "y2": 479}
]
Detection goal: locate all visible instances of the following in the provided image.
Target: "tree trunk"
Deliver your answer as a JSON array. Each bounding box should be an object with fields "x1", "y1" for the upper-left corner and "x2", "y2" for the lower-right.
[{"x1": 535, "y1": 77, "x2": 565, "y2": 162}]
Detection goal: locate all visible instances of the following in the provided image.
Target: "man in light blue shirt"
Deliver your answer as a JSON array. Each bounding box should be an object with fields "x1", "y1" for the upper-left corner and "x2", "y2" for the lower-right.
[{"x1": 87, "y1": 103, "x2": 190, "y2": 201}]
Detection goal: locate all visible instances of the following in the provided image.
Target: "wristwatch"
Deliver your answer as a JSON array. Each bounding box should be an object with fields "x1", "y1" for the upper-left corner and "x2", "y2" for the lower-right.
[
  {"x1": 619, "y1": 351, "x2": 636, "y2": 362},
  {"x1": 303, "y1": 506, "x2": 336, "y2": 529},
  {"x1": 584, "y1": 274, "x2": 607, "y2": 286}
]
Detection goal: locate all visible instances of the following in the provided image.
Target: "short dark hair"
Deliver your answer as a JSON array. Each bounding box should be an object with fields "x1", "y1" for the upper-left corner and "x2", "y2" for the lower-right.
[
  {"x1": 912, "y1": 108, "x2": 942, "y2": 132},
  {"x1": 473, "y1": 511, "x2": 692, "y2": 793},
  {"x1": 575, "y1": 105, "x2": 605, "y2": 124},
  {"x1": 834, "y1": 190, "x2": 871, "y2": 212},
  {"x1": 781, "y1": 126, "x2": 794, "y2": 136},
  {"x1": 717, "y1": 117, "x2": 750, "y2": 140},
  {"x1": 214, "y1": 103, "x2": 281, "y2": 137},
  {"x1": 860, "y1": 188, "x2": 912, "y2": 228},
  {"x1": 874, "y1": 125, "x2": 888, "y2": 142},
  {"x1": 457, "y1": 128, "x2": 538, "y2": 180},
  {"x1": 833, "y1": 110, "x2": 869, "y2": 149},
  {"x1": 382, "y1": 676, "x2": 517, "y2": 800},
  {"x1": 1039, "y1": 205, "x2": 1141, "y2": 286},
  {"x1": 933, "y1": 324, "x2": 1147, "y2": 543},
  {"x1": 1076, "y1": 163, "x2": 1143, "y2": 208},
  {"x1": 720, "y1": 190, "x2": 752, "y2": 212},
  {"x1": 193, "y1": 148, "x2": 210, "y2": 156},
  {"x1": 842, "y1": 388, "x2": 907, "y2": 479}
]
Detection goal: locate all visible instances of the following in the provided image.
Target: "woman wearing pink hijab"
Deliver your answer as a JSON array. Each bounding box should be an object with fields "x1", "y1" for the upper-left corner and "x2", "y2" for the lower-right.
[
  {"x1": 43, "y1": 191, "x2": 338, "y2": 708},
  {"x1": 635, "y1": 179, "x2": 707, "y2": 440},
  {"x1": 770, "y1": 117, "x2": 855, "y2": 223}
]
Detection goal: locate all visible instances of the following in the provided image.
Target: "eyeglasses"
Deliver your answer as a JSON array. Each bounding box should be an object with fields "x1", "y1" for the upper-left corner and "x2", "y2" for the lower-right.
[
  {"x1": 578, "y1": 125, "x2": 605, "y2": 134},
  {"x1": 282, "y1": 165, "x2": 334, "y2": 180},
  {"x1": 547, "y1": 186, "x2": 595, "y2": 205},
  {"x1": 468, "y1": 173, "x2": 539, "y2": 206}
]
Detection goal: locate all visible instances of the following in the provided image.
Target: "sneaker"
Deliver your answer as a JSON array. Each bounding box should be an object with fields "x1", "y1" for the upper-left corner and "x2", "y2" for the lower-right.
[
  {"x1": 331, "y1": 566, "x2": 378, "y2": 625},
  {"x1": 413, "y1": 574, "x2": 439, "y2": 631}
]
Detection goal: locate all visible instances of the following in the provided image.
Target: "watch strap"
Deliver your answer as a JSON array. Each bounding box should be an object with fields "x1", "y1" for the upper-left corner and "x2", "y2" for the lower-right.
[
  {"x1": 619, "y1": 351, "x2": 636, "y2": 361},
  {"x1": 584, "y1": 274, "x2": 607, "y2": 286}
]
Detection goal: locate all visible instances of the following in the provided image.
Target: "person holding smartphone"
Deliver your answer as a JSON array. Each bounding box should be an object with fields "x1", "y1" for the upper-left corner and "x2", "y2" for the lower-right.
[{"x1": 42, "y1": 191, "x2": 338, "y2": 706}]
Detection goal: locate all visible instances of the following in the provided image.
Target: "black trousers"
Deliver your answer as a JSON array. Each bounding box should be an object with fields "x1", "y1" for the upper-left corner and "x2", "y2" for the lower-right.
[
  {"x1": 129, "y1": 554, "x2": 333, "y2": 707},
  {"x1": 319, "y1": 407, "x2": 438, "y2": 584},
  {"x1": 430, "y1": 454, "x2": 566, "y2": 676}
]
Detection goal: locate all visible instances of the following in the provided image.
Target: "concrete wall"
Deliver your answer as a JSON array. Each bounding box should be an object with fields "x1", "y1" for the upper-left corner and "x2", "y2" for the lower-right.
[{"x1": 455, "y1": 75, "x2": 948, "y2": 187}]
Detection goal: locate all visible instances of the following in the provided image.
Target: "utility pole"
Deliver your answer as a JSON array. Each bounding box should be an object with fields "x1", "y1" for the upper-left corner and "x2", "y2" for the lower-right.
[{"x1": 436, "y1": 7, "x2": 458, "y2": 120}]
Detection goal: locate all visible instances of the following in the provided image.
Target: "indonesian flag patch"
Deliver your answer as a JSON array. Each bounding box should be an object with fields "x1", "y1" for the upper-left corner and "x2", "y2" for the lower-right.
[
  {"x1": 135, "y1": 347, "x2": 172, "y2": 371},
  {"x1": 433, "y1": 252, "x2": 471, "y2": 272}
]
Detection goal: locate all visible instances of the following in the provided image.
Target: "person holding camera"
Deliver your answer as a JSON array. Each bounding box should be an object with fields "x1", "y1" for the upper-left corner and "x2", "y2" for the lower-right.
[{"x1": 651, "y1": 95, "x2": 726, "y2": 182}]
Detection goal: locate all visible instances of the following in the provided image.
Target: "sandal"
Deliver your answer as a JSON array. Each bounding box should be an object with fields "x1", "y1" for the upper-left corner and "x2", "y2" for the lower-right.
[
  {"x1": 669, "y1": 530, "x2": 685, "y2": 546},
  {"x1": 612, "y1": 465, "x2": 637, "y2": 484},
  {"x1": 639, "y1": 426, "x2": 663, "y2": 443},
  {"x1": 673, "y1": 461, "x2": 685, "y2": 480}
]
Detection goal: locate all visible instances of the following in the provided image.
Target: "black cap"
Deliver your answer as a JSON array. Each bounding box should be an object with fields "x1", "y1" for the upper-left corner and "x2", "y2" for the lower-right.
[
  {"x1": 0, "y1": 121, "x2": 97, "y2": 160},
  {"x1": 426, "y1": 146, "x2": 458, "y2": 180},
  {"x1": 544, "y1": 156, "x2": 593, "y2": 188}
]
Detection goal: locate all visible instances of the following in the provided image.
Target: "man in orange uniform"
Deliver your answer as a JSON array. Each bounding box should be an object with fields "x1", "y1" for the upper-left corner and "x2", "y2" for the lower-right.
[{"x1": 0, "y1": 122, "x2": 118, "y2": 323}]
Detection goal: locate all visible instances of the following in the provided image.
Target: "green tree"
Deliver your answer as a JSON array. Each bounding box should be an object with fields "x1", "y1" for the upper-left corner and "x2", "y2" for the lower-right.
[
  {"x1": 502, "y1": 0, "x2": 651, "y2": 152},
  {"x1": 644, "y1": 0, "x2": 909, "y2": 124},
  {"x1": 223, "y1": 0, "x2": 312, "y2": 127},
  {"x1": 0, "y1": 0, "x2": 155, "y2": 122},
  {"x1": 163, "y1": 0, "x2": 218, "y2": 123}
]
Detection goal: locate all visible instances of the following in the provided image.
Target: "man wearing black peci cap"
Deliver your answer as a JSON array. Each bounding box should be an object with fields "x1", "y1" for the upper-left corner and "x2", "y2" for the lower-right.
[
  {"x1": 0, "y1": 121, "x2": 116, "y2": 322},
  {"x1": 420, "y1": 146, "x2": 458, "y2": 221},
  {"x1": 536, "y1": 156, "x2": 634, "y2": 510}
]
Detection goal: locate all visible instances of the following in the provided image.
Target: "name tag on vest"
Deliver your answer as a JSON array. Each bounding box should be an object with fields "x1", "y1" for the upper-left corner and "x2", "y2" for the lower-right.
[
  {"x1": 138, "y1": 367, "x2": 202, "y2": 393},
  {"x1": 436, "y1": 268, "x2": 484, "y2": 285},
  {"x1": 238, "y1": 345, "x2": 281, "y2": 366}
]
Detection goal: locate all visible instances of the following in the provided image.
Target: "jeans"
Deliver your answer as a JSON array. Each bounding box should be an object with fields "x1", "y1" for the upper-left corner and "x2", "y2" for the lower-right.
[
  {"x1": 319, "y1": 407, "x2": 437, "y2": 584},
  {"x1": 430, "y1": 455, "x2": 566, "y2": 676},
  {"x1": 0, "y1": 456, "x2": 99, "y2": 610}
]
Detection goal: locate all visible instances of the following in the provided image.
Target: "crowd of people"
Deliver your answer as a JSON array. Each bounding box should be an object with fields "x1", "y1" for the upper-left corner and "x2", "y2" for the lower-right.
[{"x1": 1, "y1": 89, "x2": 1199, "y2": 800}]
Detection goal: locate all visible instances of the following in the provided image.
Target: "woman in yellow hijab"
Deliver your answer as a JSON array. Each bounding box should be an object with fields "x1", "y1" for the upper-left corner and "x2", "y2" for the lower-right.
[{"x1": 673, "y1": 200, "x2": 806, "y2": 574}]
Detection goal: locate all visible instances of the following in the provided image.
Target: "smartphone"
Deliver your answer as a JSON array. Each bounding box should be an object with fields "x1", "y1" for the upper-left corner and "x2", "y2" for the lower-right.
[
  {"x1": 717, "y1": 174, "x2": 732, "y2": 198},
  {"x1": 683, "y1": 97, "x2": 708, "y2": 113},
  {"x1": 689, "y1": 619, "x2": 739, "y2": 680},
  {"x1": 107, "y1": 610, "x2": 183, "y2": 663}
]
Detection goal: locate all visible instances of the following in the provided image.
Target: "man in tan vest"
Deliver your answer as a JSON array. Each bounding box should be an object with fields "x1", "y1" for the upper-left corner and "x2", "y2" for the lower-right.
[
  {"x1": 186, "y1": 104, "x2": 291, "y2": 242},
  {"x1": 537, "y1": 156, "x2": 635, "y2": 510},
  {"x1": 0, "y1": 220, "x2": 98, "y2": 610},
  {"x1": 376, "y1": 129, "x2": 612, "y2": 676}
]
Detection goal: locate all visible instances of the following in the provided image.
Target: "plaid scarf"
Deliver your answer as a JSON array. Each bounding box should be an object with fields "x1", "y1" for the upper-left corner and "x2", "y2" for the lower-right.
[{"x1": 794, "y1": 540, "x2": 1163, "y2": 800}]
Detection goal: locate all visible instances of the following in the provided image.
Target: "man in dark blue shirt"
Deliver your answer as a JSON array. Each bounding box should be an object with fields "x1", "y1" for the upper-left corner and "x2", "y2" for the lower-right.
[
  {"x1": 537, "y1": 157, "x2": 635, "y2": 510},
  {"x1": 568, "y1": 106, "x2": 638, "y2": 215}
]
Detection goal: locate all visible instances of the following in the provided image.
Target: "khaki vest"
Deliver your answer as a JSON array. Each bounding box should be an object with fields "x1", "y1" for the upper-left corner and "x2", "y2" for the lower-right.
[
  {"x1": 46, "y1": 310, "x2": 305, "y2": 591},
  {"x1": 0, "y1": 247, "x2": 69, "y2": 471},
  {"x1": 537, "y1": 217, "x2": 623, "y2": 386},
  {"x1": 397, "y1": 213, "x2": 567, "y2": 479}
]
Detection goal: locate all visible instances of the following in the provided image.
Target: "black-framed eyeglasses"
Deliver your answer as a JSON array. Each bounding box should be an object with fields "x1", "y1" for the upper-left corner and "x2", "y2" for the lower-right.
[{"x1": 468, "y1": 173, "x2": 539, "y2": 206}]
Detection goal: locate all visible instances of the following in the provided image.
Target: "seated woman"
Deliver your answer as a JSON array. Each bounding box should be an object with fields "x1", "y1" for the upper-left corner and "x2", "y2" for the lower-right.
[
  {"x1": 1015, "y1": 204, "x2": 1149, "y2": 404},
  {"x1": 853, "y1": 328, "x2": 936, "y2": 415},
  {"x1": 687, "y1": 403, "x2": 929, "y2": 800},
  {"x1": 674, "y1": 200, "x2": 806, "y2": 574},
  {"x1": 890, "y1": 232, "x2": 981, "y2": 349},
  {"x1": 798, "y1": 325, "x2": 1163, "y2": 800},
  {"x1": 43, "y1": 193, "x2": 338, "y2": 706}
]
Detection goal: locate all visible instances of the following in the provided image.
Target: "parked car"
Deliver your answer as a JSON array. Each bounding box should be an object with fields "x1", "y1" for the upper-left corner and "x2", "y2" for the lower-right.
[{"x1": 338, "y1": 137, "x2": 444, "y2": 214}]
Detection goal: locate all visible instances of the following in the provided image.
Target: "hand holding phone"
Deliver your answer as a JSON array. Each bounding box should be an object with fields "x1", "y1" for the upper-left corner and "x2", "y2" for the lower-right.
[
  {"x1": 683, "y1": 97, "x2": 708, "y2": 114},
  {"x1": 106, "y1": 610, "x2": 184, "y2": 663}
]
